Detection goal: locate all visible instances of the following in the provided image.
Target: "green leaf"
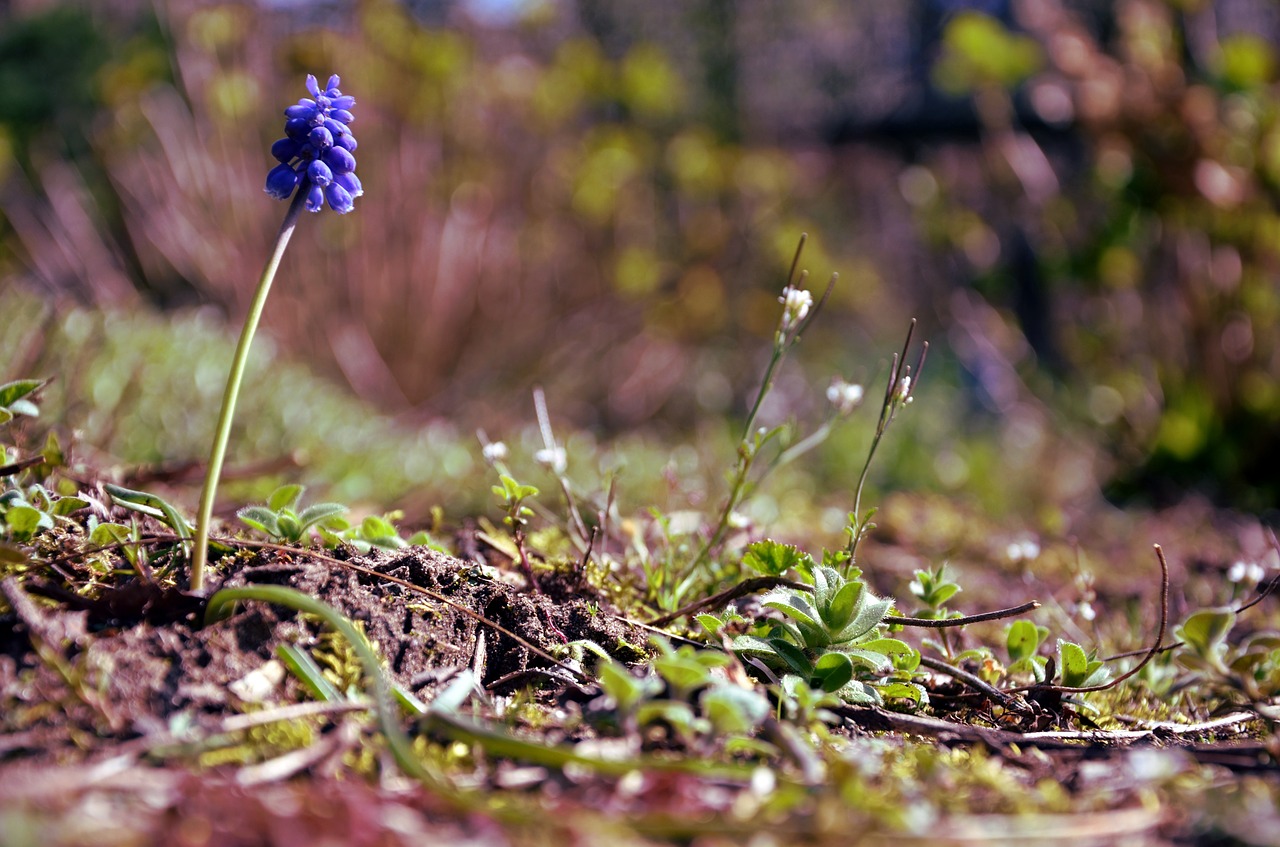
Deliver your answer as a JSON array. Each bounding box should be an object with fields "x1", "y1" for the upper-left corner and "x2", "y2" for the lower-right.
[
  {"x1": 598, "y1": 660, "x2": 646, "y2": 713},
  {"x1": 1176, "y1": 609, "x2": 1236, "y2": 658},
  {"x1": 695, "y1": 614, "x2": 725, "y2": 638},
  {"x1": 5, "y1": 505, "x2": 51, "y2": 540},
  {"x1": 1056, "y1": 640, "x2": 1090, "y2": 687},
  {"x1": 700, "y1": 685, "x2": 770, "y2": 735},
  {"x1": 835, "y1": 594, "x2": 894, "y2": 644},
  {"x1": 636, "y1": 700, "x2": 698, "y2": 734},
  {"x1": 50, "y1": 496, "x2": 89, "y2": 517},
  {"x1": 1006, "y1": 620, "x2": 1041, "y2": 664},
  {"x1": 876, "y1": 681, "x2": 927, "y2": 707},
  {"x1": 813, "y1": 652, "x2": 854, "y2": 692},
  {"x1": 89, "y1": 522, "x2": 133, "y2": 548},
  {"x1": 298, "y1": 502, "x2": 349, "y2": 531},
  {"x1": 841, "y1": 647, "x2": 894, "y2": 674},
  {"x1": 0, "y1": 379, "x2": 45, "y2": 409},
  {"x1": 238, "y1": 506, "x2": 280, "y2": 537},
  {"x1": 654, "y1": 654, "x2": 714, "y2": 695},
  {"x1": 742, "y1": 539, "x2": 811, "y2": 577},
  {"x1": 834, "y1": 679, "x2": 882, "y2": 706},
  {"x1": 268, "y1": 484, "x2": 305, "y2": 513},
  {"x1": 430, "y1": 670, "x2": 478, "y2": 715},
  {"x1": 276, "y1": 513, "x2": 302, "y2": 542},
  {"x1": 763, "y1": 594, "x2": 821, "y2": 633},
  {"x1": 277, "y1": 643, "x2": 344, "y2": 702},
  {"x1": 767, "y1": 637, "x2": 814, "y2": 676},
  {"x1": 824, "y1": 579, "x2": 864, "y2": 632}
]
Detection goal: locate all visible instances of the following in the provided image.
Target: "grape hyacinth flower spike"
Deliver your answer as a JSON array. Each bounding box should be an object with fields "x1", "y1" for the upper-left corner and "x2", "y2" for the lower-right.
[
  {"x1": 190, "y1": 73, "x2": 362, "y2": 592},
  {"x1": 265, "y1": 74, "x2": 363, "y2": 213}
]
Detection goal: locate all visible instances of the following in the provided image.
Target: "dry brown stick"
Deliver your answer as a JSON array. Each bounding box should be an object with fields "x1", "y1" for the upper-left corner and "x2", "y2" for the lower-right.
[{"x1": 894, "y1": 601, "x2": 1040, "y2": 629}]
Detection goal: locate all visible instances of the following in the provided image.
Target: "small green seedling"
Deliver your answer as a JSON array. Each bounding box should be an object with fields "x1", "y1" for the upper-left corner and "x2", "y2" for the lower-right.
[
  {"x1": 719, "y1": 560, "x2": 923, "y2": 705},
  {"x1": 237, "y1": 484, "x2": 348, "y2": 544},
  {"x1": 1005, "y1": 619, "x2": 1051, "y2": 682},
  {"x1": 1056, "y1": 639, "x2": 1109, "y2": 688}
]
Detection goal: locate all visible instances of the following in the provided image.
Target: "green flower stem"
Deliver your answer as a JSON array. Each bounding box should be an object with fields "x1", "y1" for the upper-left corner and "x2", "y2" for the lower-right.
[{"x1": 190, "y1": 188, "x2": 308, "y2": 592}]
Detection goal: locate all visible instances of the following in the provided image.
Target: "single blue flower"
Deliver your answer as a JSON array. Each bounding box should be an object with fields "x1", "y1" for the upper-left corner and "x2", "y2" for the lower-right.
[{"x1": 264, "y1": 73, "x2": 360, "y2": 214}]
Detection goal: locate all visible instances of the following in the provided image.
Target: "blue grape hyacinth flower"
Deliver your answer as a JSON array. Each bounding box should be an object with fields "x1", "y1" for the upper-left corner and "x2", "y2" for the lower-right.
[{"x1": 265, "y1": 74, "x2": 363, "y2": 214}]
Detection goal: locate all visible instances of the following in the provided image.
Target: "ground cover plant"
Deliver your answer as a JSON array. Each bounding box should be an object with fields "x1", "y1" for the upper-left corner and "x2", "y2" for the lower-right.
[
  {"x1": 4, "y1": 12, "x2": 1280, "y2": 844},
  {"x1": 3, "y1": 210, "x2": 1280, "y2": 844}
]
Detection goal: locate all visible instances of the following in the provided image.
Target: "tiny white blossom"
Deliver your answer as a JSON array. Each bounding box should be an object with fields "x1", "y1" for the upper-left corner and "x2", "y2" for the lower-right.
[
  {"x1": 1005, "y1": 539, "x2": 1040, "y2": 563},
  {"x1": 1227, "y1": 560, "x2": 1265, "y2": 585},
  {"x1": 727, "y1": 511, "x2": 750, "y2": 529},
  {"x1": 1078, "y1": 601, "x2": 1097, "y2": 622},
  {"x1": 894, "y1": 375, "x2": 913, "y2": 404},
  {"x1": 534, "y1": 445, "x2": 567, "y2": 474},
  {"x1": 826, "y1": 378, "x2": 865, "y2": 415},
  {"x1": 778, "y1": 286, "x2": 813, "y2": 332},
  {"x1": 482, "y1": 441, "x2": 509, "y2": 464}
]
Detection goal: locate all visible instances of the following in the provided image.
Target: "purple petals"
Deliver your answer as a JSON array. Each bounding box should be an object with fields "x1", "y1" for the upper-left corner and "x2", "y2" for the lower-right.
[
  {"x1": 308, "y1": 126, "x2": 334, "y2": 149},
  {"x1": 325, "y1": 183, "x2": 355, "y2": 214},
  {"x1": 307, "y1": 159, "x2": 334, "y2": 187},
  {"x1": 265, "y1": 163, "x2": 300, "y2": 198},
  {"x1": 322, "y1": 145, "x2": 356, "y2": 174},
  {"x1": 266, "y1": 73, "x2": 360, "y2": 212},
  {"x1": 335, "y1": 172, "x2": 363, "y2": 197},
  {"x1": 271, "y1": 137, "x2": 301, "y2": 163},
  {"x1": 285, "y1": 101, "x2": 319, "y2": 121},
  {"x1": 305, "y1": 182, "x2": 325, "y2": 212}
]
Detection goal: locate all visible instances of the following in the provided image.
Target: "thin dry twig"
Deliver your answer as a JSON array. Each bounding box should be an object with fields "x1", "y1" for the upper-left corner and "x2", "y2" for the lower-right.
[
  {"x1": 646, "y1": 576, "x2": 810, "y2": 627},
  {"x1": 894, "y1": 601, "x2": 1040, "y2": 629}
]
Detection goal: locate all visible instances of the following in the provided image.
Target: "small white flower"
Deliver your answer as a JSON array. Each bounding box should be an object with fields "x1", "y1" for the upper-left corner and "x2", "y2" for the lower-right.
[
  {"x1": 826, "y1": 378, "x2": 865, "y2": 415},
  {"x1": 1227, "y1": 560, "x2": 1265, "y2": 585},
  {"x1": 894, "y1": 375, "x2": 913, "y2": 404},
  {"x1": 534, "y1": 445, "x2": 567, "y2": 474},
  {"x1": 482, "y1": 441, "x2": 509, "y2": 464},
  {"x1": 1078, "y1": 601, "x2": 1097, "y2": 622},
  {"x1": 778, "y1": 286, "x2": 813, "y2": 332},
  {"x1": 727, "y1": 511, "x2": 750, "y2": 530},
  {"x1": 1005, "y1": 539, "x2": 1040, "y2": 563}
]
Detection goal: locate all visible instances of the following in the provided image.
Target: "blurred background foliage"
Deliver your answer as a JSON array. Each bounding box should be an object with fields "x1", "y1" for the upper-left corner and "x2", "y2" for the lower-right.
[{"x1": 1, "y1": 0, "x2": 1279, "y2": 535}]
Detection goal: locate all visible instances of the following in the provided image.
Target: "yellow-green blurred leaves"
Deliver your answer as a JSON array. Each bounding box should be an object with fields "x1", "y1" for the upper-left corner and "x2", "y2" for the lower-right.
[{"x1": 933, "y1": 12, "x2": 1042, "y2": 94}]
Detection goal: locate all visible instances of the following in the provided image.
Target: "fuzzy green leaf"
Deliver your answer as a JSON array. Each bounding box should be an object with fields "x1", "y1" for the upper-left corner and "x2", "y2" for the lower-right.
[
  {"x1": 268, "y1": 484, "x2": 305, "y2": 513},
  {"x1": 824, "y1": 579, "x2": 864, "y2": 632},
  {"x1": 298, "y1": 502, "x2": 349, "y2": 531},
  {"x1": 834, "y1": 594, "x2": 894, "y2": 644},
  {"x1": 238, "y1": 506, "x2": 281, "y2": 537}
]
